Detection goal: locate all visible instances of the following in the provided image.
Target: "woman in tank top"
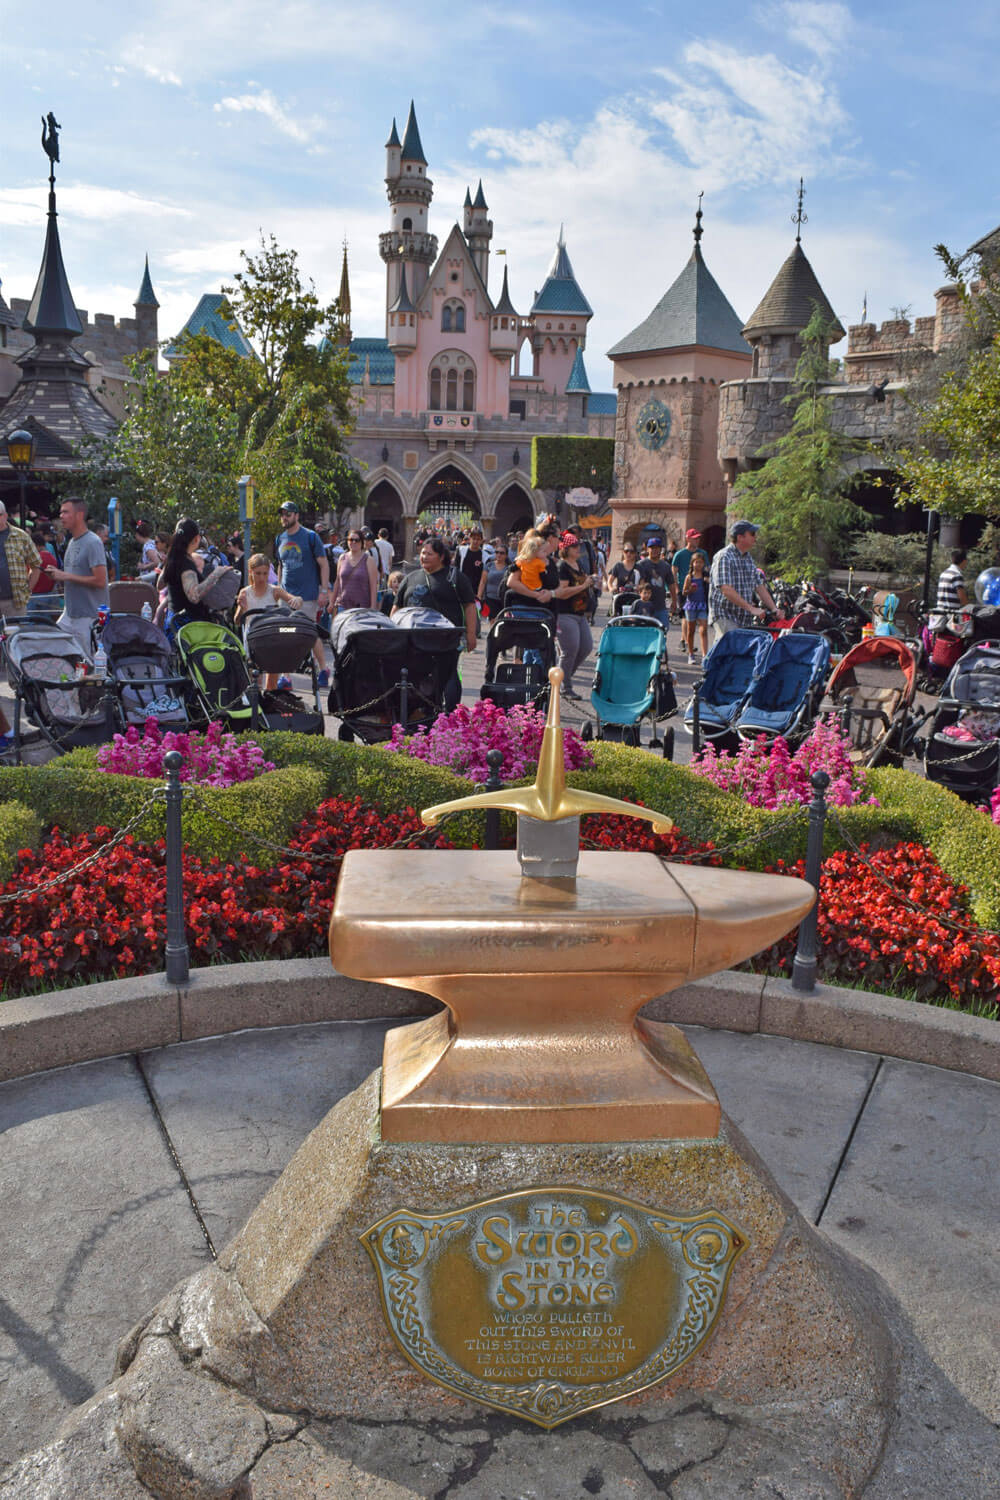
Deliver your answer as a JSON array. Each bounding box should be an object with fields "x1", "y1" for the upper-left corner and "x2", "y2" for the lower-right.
[{"x1": 330, "y1": 530, "x2": 379, "y2": 612}]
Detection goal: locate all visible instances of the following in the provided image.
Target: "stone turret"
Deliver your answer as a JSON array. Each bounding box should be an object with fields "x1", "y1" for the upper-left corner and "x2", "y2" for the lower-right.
[
  {"x1": 466, "y1": 180, "x2": 493, "y2": 289},
  {"x1": 133, "y1": 255, "x2": 159, "y2": 356},
  {"x1": 741, "y1": 240, "x2": 844, "y2": 380},
  {"x1": 380, "y1": 101, "x2": 438, "y2": 311}
]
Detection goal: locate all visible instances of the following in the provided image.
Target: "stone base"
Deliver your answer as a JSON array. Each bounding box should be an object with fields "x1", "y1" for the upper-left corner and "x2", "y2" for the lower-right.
[{"x1": 6, "y1": 1069, "x2": 994, "y2": 1499}]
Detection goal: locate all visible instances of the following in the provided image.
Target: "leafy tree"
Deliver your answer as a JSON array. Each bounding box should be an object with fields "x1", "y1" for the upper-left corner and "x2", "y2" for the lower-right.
[
  {"x1": 172, "y1": 235, "x2": 360, "y2": 547},
  {"x1": 72, "y1": 351, "x2": 241, "y2": 539},
  {"x1": 733, "y1": 307, "x2": 867, "y2": 579}
]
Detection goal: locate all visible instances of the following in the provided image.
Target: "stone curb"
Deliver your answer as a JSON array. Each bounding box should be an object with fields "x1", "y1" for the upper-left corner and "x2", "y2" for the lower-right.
[{"x1": 0, "y1": 959, "x2": 996, "y2": 1086}]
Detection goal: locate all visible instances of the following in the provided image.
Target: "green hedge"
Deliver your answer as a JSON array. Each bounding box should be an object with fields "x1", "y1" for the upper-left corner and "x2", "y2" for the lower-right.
[
  {"x1": 0, "y1": 760, "x2": 324, "y2": 868},
  {"x1": 4, "y1": 735, "x2": 998, "y2": 923},
  {"x1": 530, "y1": 435, "x2": 614, "y2": 494},
  {"x1": 0, "y1": 800, "x2": 43, "y2": 881}
]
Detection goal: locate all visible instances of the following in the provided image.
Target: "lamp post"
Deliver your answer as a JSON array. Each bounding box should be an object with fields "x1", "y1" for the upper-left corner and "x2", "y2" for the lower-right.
[
  {"x1": 5, "y1": 429, "x2": 35, "y2": 529},
  {"x1": 238, "y1": 475, "x2": 255, "y2": 564}
]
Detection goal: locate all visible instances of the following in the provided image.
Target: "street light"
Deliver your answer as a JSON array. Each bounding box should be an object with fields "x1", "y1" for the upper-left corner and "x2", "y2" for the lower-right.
[{"x1": 5, "y1": 429, "x2": 34, "y2": 529}]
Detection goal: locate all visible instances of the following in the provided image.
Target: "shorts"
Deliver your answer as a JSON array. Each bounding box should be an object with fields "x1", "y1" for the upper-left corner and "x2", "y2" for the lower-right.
[{"x1": 684, "y1": 606, "x2": 708, "y2": 621}]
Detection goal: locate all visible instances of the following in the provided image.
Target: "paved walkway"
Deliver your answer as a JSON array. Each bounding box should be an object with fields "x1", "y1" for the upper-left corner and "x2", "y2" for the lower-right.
[{"x1": 1, "y1": 1018, "x2": 996, "y2": 1475}]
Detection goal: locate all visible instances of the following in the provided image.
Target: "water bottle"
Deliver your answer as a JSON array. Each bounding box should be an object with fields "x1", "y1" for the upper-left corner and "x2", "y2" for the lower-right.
[
  {"x1": 141, "y1": 601, "x2": 153, "y2": 621},
  {"x1": 93, "y1": 642, "x2": 108, "y2": 679}
]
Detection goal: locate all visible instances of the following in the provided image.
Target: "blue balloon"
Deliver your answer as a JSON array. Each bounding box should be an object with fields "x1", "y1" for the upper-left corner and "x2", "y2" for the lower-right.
[{"x1": 975, "y1": 568, "x2": 1000, "y2": 605}]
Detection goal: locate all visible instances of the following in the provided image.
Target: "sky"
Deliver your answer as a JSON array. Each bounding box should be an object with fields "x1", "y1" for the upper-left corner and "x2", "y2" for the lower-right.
[{"x1": 2, "y1": 0, "x2": 999, "y2": 391}]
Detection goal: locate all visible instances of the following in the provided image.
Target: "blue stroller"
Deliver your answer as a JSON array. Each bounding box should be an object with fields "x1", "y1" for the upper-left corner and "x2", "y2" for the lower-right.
[
  {"x1": 736, "y1": 632, "x2": 831, "y2": 745},
  {"x1": 684, "y1": 629, "x2": 771, "y2": 752},
  {"x1": 581, "y1": 616, "x2": 676, "y2": 757}
]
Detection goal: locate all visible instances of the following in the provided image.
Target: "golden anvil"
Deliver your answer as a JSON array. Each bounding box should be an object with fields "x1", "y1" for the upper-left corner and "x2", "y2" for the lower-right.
[{"x1": 330, "y1": 670, "x2": 814, "y2": 1144}]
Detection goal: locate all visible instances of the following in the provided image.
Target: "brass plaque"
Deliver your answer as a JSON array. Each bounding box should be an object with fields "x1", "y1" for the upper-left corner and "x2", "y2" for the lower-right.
[{"x1": 361, "y1": 1188, "x2": 746, "y2": 1428}]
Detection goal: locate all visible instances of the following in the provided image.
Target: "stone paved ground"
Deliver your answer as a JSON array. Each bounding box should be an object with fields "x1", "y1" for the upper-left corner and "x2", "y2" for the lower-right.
[{"x1": 0, "y1": 1020, "x2": 996, "y2": 1476}]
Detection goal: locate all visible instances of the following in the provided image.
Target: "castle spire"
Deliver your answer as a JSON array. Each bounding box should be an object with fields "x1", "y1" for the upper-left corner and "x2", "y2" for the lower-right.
[
  {"x1": 135, "y1": 254, "x2": 159, "y2": 309},
  {"x1": 693, "y1": 191, "x2": 704, "y2": 248},
  {"x1": 385, "y1": 117, "x2": 401, "y2": 149},
  {"x1": 400, "y1": 100, "x2": 426, "y2": 164},
  {"x1": 792, "y1": 178, "x2": 807, "y2": 245},
  {"x1": 338, "y1": 240, "x2": 351, "y2": 320},
  {"x1": 24, "y1": 117, "x2": 82, "y2": 339}
]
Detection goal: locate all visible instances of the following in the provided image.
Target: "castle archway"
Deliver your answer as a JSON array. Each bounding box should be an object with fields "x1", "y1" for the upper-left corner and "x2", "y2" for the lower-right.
[
  {"x1": 415, "y1": 461, "x2": 482, "y2": 529},
  {"x1": 490, "y1": 482, "x2": 536, "y2": 538},
  {"x1": 364, "y1": 480, "x2": 404, "y2": 551}
]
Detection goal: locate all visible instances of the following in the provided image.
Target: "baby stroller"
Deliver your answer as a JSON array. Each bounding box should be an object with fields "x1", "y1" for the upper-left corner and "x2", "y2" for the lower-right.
[
  {"x1": 824, "y1": 636, "x2": 922, "y2": 768},
  {"x1": 923, "y1": 642, "x2": 1000, "y2": 802},
  {"x1": 1, "y1": 618, "x2": 116, "y2": 762},
  {"x1": 736, "y1": 632, "x2": 831, "y2": 746},
  {"x1": 480, "y1": 607, "x2": 557, "y2": 710},
  {"x1": 101, "y1": 614, "x2": 189, "y2": 730},
  {"x1": 684, "y1": 628, "x2": 770, "y2": 753},
  {"x1": 175, "y1": 620, "x2": 257, "y2": 731},
  {"x1": 328, "y1": 607, "x2": 463, "y2": 743},
  {"x1": 582, "y1": 615, "x2": 676, "y2": 756},
  {"x1": 243, "y1": 607, "x2": 325, "y2": 734}
]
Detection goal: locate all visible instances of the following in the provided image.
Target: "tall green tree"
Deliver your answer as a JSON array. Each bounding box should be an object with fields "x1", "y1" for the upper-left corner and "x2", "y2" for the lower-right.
[
  {"x1": 733, "y1": 308, "x2": 867, "y2": 579},
  {"x1": 893, "y1": 242, "x2": 1000, "y2": 520},
  {"x1": 172, "y1": 235, "x2": 361, "y2": 546},
  {"x1": 73, "y1": 350, "x2": 241, "y2": 538}
]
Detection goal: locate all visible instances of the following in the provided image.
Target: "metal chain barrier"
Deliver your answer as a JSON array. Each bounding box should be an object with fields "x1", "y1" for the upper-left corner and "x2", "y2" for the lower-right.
[{"x1": 0, "y1": 791, "x2": 165, "y2": 905}]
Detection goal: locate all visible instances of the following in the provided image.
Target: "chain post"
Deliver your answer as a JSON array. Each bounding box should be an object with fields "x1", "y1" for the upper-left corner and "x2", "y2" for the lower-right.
[
  {"x1": 691, "y1": 681, "x2": 702, "y2": 756},
  {"x1": 399, "y1": 666, "x2": 409, "y2": 730},
  {"x1": 483, "y1": 748, "x2": 504, "y2": 850},
  {"x1": 791, "y1": 770, "x2": 830, "y2": 993},
  {"x1": 163, "y1": 750, "x2": 189, "y2": 986}
]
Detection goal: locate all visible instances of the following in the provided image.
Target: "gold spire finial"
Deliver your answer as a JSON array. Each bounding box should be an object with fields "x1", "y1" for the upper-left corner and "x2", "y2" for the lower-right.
[{"x1": 421, "y1": 668, "x2": 673, "y2": 845}]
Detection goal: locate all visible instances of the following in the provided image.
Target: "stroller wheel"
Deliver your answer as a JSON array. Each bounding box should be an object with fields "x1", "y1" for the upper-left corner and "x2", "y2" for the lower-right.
[
  {"x1": 661, "y1": 727, "x2": 675, "y2": 761},
  {"x1": 337, "y1": 722, "x2": 355, "y2": 743},
  {"x1": 623, "y1": 725, "x2": 640, "y2": 748},
  {"x1": 580, "y1": 721, "x2": 593, "y2": 742}
]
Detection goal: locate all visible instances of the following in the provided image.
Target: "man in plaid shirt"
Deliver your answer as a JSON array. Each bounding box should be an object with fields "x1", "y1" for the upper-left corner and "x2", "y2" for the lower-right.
[
  {"x1": 708, "y1": 521, "x2": 776, "y2": 644},
  {"x1": 0, "y1": 502, "x2": 41, "y2": 617}
]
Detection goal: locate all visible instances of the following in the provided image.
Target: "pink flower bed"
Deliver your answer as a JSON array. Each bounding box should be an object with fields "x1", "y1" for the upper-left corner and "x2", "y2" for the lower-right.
[
  {"x1": 97, "y1": 719, "x2": 275, "y2": 787},
  {"x1": 690, "y1": 717, "x2": 875, "y2": 810},
  {"x1": 384, "y1": 699, "x2": 594, "y2": 782}
]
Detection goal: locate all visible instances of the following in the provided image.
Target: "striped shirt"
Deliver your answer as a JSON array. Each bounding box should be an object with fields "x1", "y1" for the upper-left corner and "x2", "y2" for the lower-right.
[
  {"x1": 709, "y1": 544, "x2": 761, "y2": 626},
  {"x1": 935, "y1": 563, "x2": 965, "y2": 613}
]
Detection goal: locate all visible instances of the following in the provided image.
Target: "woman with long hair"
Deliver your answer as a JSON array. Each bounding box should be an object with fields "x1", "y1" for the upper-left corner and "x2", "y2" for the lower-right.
[
  {"x1": 329, "y1": 528, "x2": 378, "y2": 613},
  {"x1": 160, "y1": 518, "x2": 235, "y2": 628}
]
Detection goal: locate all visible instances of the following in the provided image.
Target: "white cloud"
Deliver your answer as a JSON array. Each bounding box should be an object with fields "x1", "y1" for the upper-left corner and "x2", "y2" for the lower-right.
[
  {"x1": 774, "y1": 2, "x2": 854, "y2": 61},
  {"x1": 214, "y1": 88, "x2": 322, "y2": 145},
  {"x1": 0, "y1": 185, "x2": 193, "y2": 229}
]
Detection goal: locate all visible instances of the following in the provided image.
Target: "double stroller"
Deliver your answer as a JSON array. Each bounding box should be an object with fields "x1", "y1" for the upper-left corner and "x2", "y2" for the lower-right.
[
  {"x1": 922, "y1": 642, "x2": 1000, "y2": 801},
  {"x1": 685, "y1": 630, "x2": 830, "y2": 752},
  {"x1": 327, "y1": 606, "x2": 463, "y2": 743},
  {"x1": 480, "y1": 608, "x2": 557, "y2": 711},
  {"x1": 582, "y1": 616, "x2": 676, "y2": 756}
]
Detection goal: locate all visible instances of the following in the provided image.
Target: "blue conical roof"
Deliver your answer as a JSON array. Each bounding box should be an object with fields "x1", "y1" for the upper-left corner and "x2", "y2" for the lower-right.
[
  {"x1": 389, "y1": 266, "x2": 415, "y2": 315},
  {"x1": 400, "y1": 101, "x2": 426, "y2": 164},
  {"x1": 607, "y1": 245, "x2": 750, "y2": 358},
  {"x1": 565, "y1": 347, "x2": 591, "y2": 393},
  {"x1": 135, "y1": 255, "x2": 159, "y2": 308},
  {"x1": 473, "y1": 179, "x2": 487, "y2": 210},
  {"x1": 494, "y1": 264, "x2": 518, "y2": 318},
  {"x1": 530, "y1": 231, "x2": 593, "y2": 317},
  {"x1": 385, "y1": 118, "x2": 401, "y2": 148}
]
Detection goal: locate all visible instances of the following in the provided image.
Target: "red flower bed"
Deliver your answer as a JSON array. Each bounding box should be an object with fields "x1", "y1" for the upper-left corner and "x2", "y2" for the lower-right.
[
  {"x1": 1, "y1": 800, "x2": 996, "y2": 1011},
  {"x1": 751, "y1": 843, "x2": 1000, "y2": 1004}
]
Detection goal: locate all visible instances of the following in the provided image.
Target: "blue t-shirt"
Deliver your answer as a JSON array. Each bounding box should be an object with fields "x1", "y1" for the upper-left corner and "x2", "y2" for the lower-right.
[{"x1": 275, "y1": 526, "x2": 324, "y2": 600}]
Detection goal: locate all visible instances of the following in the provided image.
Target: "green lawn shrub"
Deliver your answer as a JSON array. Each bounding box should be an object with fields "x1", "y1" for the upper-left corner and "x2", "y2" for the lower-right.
[{"x1": 0, "y1": 800, "x2": 43, "y2": 881}]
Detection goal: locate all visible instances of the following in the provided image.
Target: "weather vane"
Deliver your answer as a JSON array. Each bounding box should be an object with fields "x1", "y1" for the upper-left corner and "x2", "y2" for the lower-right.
[
  {"x1": 41, "y1": 112, "x2": 61, "y2": 190},
  {"x1": 693, "y1": 191, "x2": 704, "y2": 245},
  {"x1": 792, "y1": 178, "x2": 807, "y2": 244}
]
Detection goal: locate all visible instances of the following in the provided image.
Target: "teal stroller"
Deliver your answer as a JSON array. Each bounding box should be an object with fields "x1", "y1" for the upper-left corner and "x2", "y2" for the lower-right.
[{"x1": 580, "y1": 616, "x2": 676, "y2": 757}]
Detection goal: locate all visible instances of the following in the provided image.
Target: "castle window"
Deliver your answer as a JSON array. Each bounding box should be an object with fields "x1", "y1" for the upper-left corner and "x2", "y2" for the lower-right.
[
  {"x1": 463, "y1": 369, "x2": 475, "y2": 411},
  {"x1": 442, "y1": 300, "x2": 465, "y2": 333},
  {"x1": 446, "y1": 369, "x2": 458, "y2": 410},
  {"x1": 402, "y1": 217, "x2": 412, "y2": 231},
  {"x1": 752, "y1": 347, "x2": 760, "y2": 376},
  {"x1": 442, "y1": 306, "x2": 452, "y2": 332},
  {"x1": 429, "y1": 368, "x2": 442, "y2": 409}
]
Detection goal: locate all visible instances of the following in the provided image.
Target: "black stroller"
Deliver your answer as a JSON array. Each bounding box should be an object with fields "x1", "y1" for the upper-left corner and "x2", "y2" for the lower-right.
[
  {"x1": 101, "y1": 614, "x2": 189, "y2": 730},
  {"x1": 243, "y1": 607, "x2": 325, "y2": 734},
  {"x1": 480, "y1": 607, "x2": 557, "y2": 710},
  {"x1": 923, "y1": 642, "x2": 1000, "y2": 801},
  {"x1": 1, "y1": 618, "x2": 116, "y2": 762},
  {"x1": 328, "y1": 607, "x2": 463, "y2": 743}
]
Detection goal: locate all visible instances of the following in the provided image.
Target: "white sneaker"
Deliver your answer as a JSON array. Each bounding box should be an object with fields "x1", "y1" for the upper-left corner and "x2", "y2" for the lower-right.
[{"x1": 687, "y1": 654, "x2": 697, "y2": 666}]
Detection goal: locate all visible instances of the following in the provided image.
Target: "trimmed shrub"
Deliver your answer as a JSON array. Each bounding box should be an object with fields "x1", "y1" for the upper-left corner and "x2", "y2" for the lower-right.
[
  {"x1": 0, "y1": 760, "x2": 324, "y2": 868},
  {"x1": 0, "y1": 800, "x2": 42, "y2": 881}
]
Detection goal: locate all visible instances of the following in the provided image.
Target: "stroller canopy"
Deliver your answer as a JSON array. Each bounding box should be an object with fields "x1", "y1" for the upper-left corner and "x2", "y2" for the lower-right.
[
  {"x1": 591, "y1": 618, "x2": 668, "y2": 726},
  {"x1": 102, "y1": 614, "x2": 172, "y2": 660},
  {"x1": 687, "y1": 629, "x2": 769, "y2": 732}
]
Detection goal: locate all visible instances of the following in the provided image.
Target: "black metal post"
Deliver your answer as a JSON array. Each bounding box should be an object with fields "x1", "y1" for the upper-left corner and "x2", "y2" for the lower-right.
[
  {"x1": 791, "y1": 771, "x2": 830, "y2": 993},
  {"x1": 691, "y1": 681, "x2": 702, "y2": 757},
  {"x1": 163, "y1": 749, "x2": 189, "y2": 986},
  {"x1": 17, "y1": 472, "x2": 27, "y2": 531},
  {"x1": 921, "y1": 508, "x2": 938, "y2": 614},
  {"x1": 484, "y1": 748, "x2": 503, "y2": 850},
  {"x1": 399, "y1": 666, "x2": 409, "y2": 730}
]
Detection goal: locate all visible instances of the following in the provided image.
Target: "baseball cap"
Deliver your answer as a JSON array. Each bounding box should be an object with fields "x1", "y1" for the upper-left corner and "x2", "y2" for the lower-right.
[
  {"x1": 279, "y1": 501, "x2": 298, "y2": 514},
  {"x1": 647, "y1": 536, "x2": 664, "y2": 547},
  {"x1": 685, "y1": 527, "x2": 702, "y2": 540},
  {"x1": 730, "y1": 521, "x2": 760, "y2": 538}
]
